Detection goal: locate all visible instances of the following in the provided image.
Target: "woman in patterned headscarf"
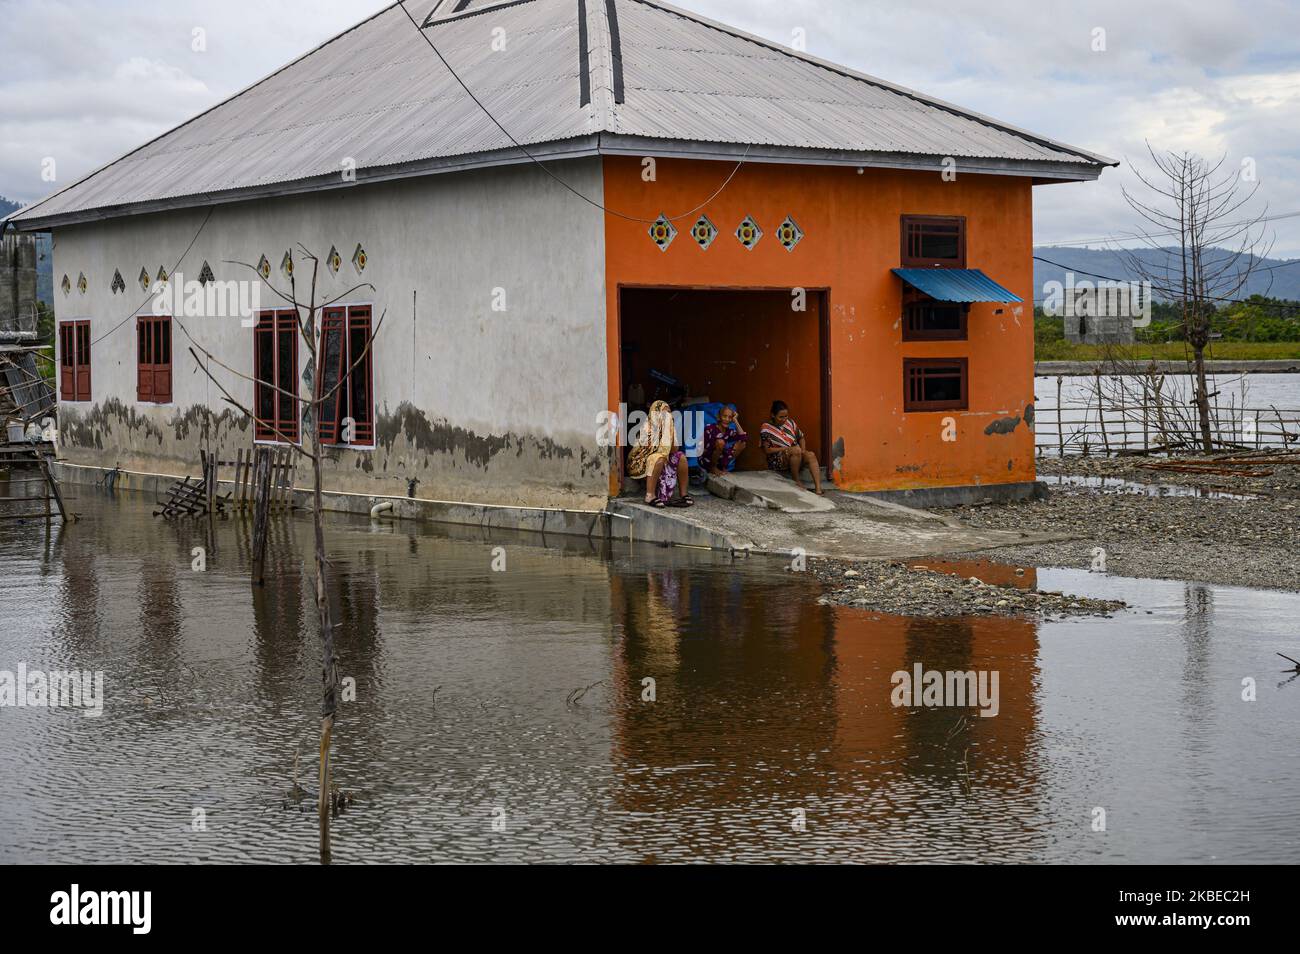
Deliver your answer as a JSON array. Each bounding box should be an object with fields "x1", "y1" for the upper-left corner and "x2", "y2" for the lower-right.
[{"x1": 626, "y1": 400, "x2": 694, "y2": 507}]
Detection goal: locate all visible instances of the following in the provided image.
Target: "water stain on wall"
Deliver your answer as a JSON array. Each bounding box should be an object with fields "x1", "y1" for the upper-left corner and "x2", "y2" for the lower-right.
[
  {"x1": 375, "y1": 401, "x2": 578, "y2": 470},
  {"x1": 60, "y1": 398, "x2": 251, "y2": 453},
  {"x1": 983, "y1": 414, "x2": 1022, "y2": 436}
]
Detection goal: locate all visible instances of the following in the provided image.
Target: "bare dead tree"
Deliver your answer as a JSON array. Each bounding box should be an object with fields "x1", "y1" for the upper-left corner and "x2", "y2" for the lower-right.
[
  {"x1": 1119, "y1": 145, "x2": 1274, "y2": 452},
  {"x1": 181, "y1": 247, "x2": 385, "y2": 862}
]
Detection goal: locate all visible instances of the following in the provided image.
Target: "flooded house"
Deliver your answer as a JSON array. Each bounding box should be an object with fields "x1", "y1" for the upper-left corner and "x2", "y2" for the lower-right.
[{"x1": 4, "y1": 0, "x2": 1114, "y2": 520}]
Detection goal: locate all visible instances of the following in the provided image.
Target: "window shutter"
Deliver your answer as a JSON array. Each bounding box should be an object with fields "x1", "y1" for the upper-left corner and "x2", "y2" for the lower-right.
[
  {"x1": 76, "y1": 323, "x2": 91, "y2": 400},
  {"x1": 155, "y1": 318, "x2": 172, "y2": 403},
  {"x1": 317, "y1": 308, "x2": 346, "y2": 444},
  {"x1": 137, "y1": 319, "x2": 153, "y2": 402},
  {"x1": 59, "y1": 324, "x2": 74, "y2": 400}
]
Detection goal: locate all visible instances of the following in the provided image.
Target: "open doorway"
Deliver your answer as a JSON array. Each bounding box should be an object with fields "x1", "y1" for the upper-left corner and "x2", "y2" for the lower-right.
[{"x1": 618, "y1": 287, "x2": 830, "y2": 474}]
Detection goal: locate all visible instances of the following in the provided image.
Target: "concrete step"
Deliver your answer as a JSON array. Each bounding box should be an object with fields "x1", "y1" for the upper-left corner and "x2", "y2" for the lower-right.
[{"x1": 704, "y1": 469, "x2": 835, "y2": 513}]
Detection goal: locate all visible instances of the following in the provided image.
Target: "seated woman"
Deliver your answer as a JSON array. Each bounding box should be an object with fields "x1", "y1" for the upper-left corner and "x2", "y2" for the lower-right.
[
  {"x1": 759, "y1": 400, "x2": 824, "y2": 495},
  {"x1": 700, "y1": 405, "x2": 748, "y2": 476},
  {"x1": 626, "y1": 399, "x2": 694, "y2": 508}
]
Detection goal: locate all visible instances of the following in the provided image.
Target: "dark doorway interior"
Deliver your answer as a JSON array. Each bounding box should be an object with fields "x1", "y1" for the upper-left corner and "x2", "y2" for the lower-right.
[{"x1": 619, "y1": 287, "x2": 828, "y2": 472}]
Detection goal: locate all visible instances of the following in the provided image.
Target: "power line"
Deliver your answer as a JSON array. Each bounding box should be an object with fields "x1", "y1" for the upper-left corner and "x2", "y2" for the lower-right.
[
  {"x1": 89, "y1": 207, "x2": 215, "y2": 348},
  {"x1": 1032, "y1": 253, "x2": 1300, "y2": 314},
  {"x1": 396, "y1": 0, "x2": 748, "y2": 225},
  {"x1": 1038, "y1": 209, "x2": 1300, "y2": 249},
  {"x1": 78, "y1": 2, "x2": 742, "y2": 355}
]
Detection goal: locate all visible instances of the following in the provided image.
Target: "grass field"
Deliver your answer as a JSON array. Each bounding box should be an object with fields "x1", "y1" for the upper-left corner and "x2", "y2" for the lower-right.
[{"x1": 1034, "y1": 340, "x2": 1300, "y2": 361}]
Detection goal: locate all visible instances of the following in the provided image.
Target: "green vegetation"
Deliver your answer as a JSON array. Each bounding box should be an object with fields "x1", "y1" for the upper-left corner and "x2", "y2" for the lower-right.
[{"x1": 1034, "y1": 294, "x2": 1300, "y2": 361}]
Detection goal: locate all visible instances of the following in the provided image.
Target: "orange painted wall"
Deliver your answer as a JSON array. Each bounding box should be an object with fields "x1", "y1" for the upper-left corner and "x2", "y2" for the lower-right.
[{"x1": 603, "y1": 156, "x2": 1038, "y2": 492}]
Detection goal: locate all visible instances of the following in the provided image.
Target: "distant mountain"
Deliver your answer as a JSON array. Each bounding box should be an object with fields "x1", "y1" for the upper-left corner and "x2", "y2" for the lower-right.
[
  {"x1": 1033, "y1": 245, "x2": 1300, "y2": 304},
  {"x1": 1, "y1": 195, "x2": 53, "y2": 305}
]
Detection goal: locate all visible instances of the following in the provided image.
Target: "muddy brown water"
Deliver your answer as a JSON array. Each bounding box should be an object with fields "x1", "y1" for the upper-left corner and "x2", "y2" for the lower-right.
[{"x1": 1, "y1": 485, "x2": 1298, "y2": 863}]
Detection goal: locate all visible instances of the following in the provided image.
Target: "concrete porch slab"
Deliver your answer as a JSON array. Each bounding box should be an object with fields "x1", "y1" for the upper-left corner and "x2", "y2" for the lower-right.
[
  {"x1": 624, "y1": 486, "x2": 1075, "y2": 562},
  {"x1": 704, "y1": 470, "x2": 836, "y2": 513}
]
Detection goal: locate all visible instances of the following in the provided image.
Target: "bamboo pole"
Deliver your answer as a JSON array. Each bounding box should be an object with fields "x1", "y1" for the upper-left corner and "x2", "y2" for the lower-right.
[
  {"x1": 1056, "y1": 376, "x2": 1064, "y2": 458},
  {"x1": 1095, "y1": 369, "x2": 1110, "y2": 455}
]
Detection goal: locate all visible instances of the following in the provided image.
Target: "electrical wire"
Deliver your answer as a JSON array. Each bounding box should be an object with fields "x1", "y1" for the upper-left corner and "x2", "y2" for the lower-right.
[
  {"x1": 1032, "y1": 253, "x2": 1300, "y2": 315},
  {"x1": 89, "y1": 207, "x2": 215, "y2": 348},
  {"x1": 396, "y1": 0, "x2": 749, "y2": 225},
  {"x1": 1038, "y1": 209, "x2": 1300, "y2": 249}
]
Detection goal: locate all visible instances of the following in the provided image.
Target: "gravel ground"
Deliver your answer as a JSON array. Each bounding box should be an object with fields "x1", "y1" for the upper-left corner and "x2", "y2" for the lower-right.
[
  {"x1": 808, "y1": 559, "x2": 1126, "y2": 618},
  {"x1": 942, "y1": 452, "x2": 1300, "y2": 592}
]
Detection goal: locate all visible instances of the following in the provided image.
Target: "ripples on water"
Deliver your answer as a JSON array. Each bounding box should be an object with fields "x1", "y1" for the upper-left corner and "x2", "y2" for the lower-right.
[{"x1": 1, "y1": 486, "x2": 1297, "y2": 864}]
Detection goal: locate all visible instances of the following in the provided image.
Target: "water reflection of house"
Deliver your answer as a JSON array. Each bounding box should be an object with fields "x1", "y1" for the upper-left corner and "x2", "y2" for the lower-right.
[
  {"x1": 609, "y1": 566, "x2": 1042, "y2": 833},
  {"x1": 7, "y1": 0, "x2": 1113, "y2": 520}
]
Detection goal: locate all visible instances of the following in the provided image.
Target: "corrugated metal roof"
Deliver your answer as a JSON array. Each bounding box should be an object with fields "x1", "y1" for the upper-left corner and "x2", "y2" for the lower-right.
[
  {"x1": 8, "y1": 0, "x2": 1113, "y2": 227},
  {"x1": 614, "y1": 1, "x2": 1095, "y2": 163},
  {"x1": 892, "y1": 268, "x2": 1024, "y2": 303}
]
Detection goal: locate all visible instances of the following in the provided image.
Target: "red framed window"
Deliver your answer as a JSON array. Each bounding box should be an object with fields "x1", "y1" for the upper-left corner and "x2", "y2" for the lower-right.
[
  {"x1": 902, "y1": 296, "x2": 968, "y2": 341},
  {"x1": 254, "y1": 309, "x2": 300, "y2": 442},
  {"x1": 59, "y1": 320, "x2": 92, "y2": 402},
  {"x1": 317, "y1": 305, "x2": 374, "y2": 446},
  {"x1": 904, "y1": 358, "x2": 968, "y2": 411},
  {"x1": 136, "y1": 315, "x2": 173, "y2": 403},
  {"x1": 901, "y1": 215, "x2": 966, "y2": 268}
]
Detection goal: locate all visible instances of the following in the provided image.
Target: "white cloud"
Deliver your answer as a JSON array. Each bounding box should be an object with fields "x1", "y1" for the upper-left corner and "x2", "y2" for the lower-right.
[{"x1": 1, "y1": 0, "x2": 1297, "y2": 256}]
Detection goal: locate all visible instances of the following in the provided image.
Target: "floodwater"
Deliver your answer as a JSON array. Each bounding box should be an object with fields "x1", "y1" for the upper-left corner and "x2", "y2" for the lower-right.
[
  {"x1": 1, "y1": 487, "x2": 1298, "y2": 864},
  {"x1": 1035, "y1": 371, "x2": 1300, "y2": 411}
]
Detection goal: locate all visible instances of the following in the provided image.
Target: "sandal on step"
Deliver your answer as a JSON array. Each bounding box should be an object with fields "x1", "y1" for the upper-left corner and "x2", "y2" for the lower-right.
[
  {"x1": 671, "y1": 494, "x2": 695, "y2": 507},
  {"x1": 652, "y1": 499, "x2": 667, "y2": 508}
]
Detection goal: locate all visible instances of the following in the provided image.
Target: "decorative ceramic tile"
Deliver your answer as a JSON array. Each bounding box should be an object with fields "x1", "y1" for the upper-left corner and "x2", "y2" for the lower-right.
[
  {"x1": 156, "y1": 266, "x2": 168, "y2": 286},
  {"x1": 690, "y1": 215, "x2": 718, "y2": 250},
  {"x1": 648, "y1": 214, "x2": 677, "y2": 252},
  {"x1": 138, "y1": 267, "x2": 151, "y2": 292},
  {"x1": 351, "y1": 243, "x2": 367, "y2": 274},
  {"x1": 327, "y1": 245, "x2": 342, "y2": 275},
  {"x1": 257, "y1": 255, "x2": 271, "y2": 280},
  {"x1": 735, "y1": 215, "x2": 763, "y2": 250},
  {"x1": 61, "y1": 274, "x2": 71, "y2": 295},
  {"x1": 776, "y1": 215, "x2": 804, "y2": 251},
  {"x1": 111, "y1": 270, "x2": 125, "y2": 294},
  {"x1": 77, "y1": 272, "x2": 87, "y2": 295},
  {"x1": 280, "y1": 251, "x2": 294, "y2": 280},
  {"x1": 199, "y1": 261, "x2": 215, "y2": 286}
]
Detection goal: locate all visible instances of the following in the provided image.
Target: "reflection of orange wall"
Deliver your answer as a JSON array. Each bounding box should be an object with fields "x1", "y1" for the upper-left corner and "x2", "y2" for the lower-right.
[
  {"x1": 620, "y1": 288, "x2": 822, "y2": 468},
  {"x1": 603, "y1": 156, "x2": 1038, "y2": 493},
  {"x1": 830, "y1": 609, "x2": 1040, "y2": 771},
  {"x1": 907, "y1": 559, "x2": 1039, "y2": 590}
]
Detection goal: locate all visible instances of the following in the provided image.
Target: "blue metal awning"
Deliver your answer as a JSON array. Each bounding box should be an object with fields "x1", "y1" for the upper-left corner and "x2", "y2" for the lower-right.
[{"x1": 892, "y1": 268, "x2": 1023, "y2": 303}]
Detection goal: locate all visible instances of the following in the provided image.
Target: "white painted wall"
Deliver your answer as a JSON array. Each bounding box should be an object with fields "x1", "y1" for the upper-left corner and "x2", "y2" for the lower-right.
[{"x1": 51, "y1": 159, "x2": 610, "y2": 509}]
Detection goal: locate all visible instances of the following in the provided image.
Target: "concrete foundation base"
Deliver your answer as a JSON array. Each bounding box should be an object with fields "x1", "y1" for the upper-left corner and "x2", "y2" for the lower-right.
[
  {"x1": 51, "y1": 461, "x2": 1056, "y2": 560},
  {"x1": 856, "y1": 480, "x2": 1047, "y2": 509},
  {"x1": 52, "y1": 461, "x2": 612, "y2": 541}
]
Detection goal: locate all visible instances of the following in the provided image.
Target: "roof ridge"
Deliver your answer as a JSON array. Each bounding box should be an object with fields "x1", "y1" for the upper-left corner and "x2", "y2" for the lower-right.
[
  {"x1": 583, "y1": 0, "x2": 618, "y2": 129},
  {"x1": 625, "y1": 0, "x2": 1117, "y2": 167}
]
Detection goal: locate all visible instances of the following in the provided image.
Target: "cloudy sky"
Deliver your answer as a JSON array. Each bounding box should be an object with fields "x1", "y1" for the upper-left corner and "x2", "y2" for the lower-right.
[{"x1": 2, "y1": 0, "x2": 1298, "y2": 256}]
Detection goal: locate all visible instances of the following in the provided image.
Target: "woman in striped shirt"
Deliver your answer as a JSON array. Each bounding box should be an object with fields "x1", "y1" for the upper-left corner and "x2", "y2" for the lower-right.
[{"x1": 759, "y1": 400, "x2": 824, "y2": 495}]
